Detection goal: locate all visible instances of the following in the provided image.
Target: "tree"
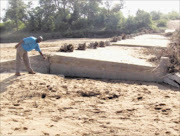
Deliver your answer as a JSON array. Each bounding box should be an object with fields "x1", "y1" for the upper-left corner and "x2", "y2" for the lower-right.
[
  {"x1": 135, "y1": 10, "x2": 152, "y2": 30},
  {"x1": 150, "y1": 11, "x2": 162, "y2": 20},
  {"x1": 167, "y1": 11, "x2": 180, "y2": 20},
  {"x1": 4, "y1": 0, "x2": 27, "y2": 31},
  {"x1": 111, "y1": 0, "x2": 124, "y2": 13},
  {"x1": 38, "y1": 0, "x2": 56, "y2": 32},
  {"x1": 124, "y1": 16, "x2": 136, "y2": 33}
]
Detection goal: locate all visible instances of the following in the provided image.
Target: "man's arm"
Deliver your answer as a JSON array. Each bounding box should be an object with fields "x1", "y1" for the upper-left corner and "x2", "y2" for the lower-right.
[
  {"x1": 39, "y1": 51, "x2": 46, "y2": 59},
  {"x1": 15, "y1": 40, "x2": 24, "y2": 49}
]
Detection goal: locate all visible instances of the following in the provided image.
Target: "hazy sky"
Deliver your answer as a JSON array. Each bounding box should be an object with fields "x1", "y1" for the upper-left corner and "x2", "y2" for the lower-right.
[
  {"x1": 0, "y1": 0, "x2": 179, "y2": 21},
  {"x1": 121, "y1": 0, "x2": 180, "y2": 17}
]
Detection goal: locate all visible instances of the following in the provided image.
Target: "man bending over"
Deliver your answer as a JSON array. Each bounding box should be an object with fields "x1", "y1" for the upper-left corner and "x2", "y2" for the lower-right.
[{"x1": 15, "y1": 36, "x2": 45, "y2": 76}]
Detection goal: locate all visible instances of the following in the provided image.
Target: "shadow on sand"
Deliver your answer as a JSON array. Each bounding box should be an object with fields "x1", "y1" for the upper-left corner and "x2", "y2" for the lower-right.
[
  {"x1": 66, "y1": 76, "x2": 180, "y2": 92},
  {"x1": 0, "y1": 74, "x2": 18, "y2": 93}
]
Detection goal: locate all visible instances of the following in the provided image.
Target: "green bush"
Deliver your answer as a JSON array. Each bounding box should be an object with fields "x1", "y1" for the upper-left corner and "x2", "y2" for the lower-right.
[
  {"x1": 167, "y1": 11, "x2": 180, "y2": 20},
  {"x1": 71, "y1": 19, "x2": 88, "y2": 30},
  {"x1": 0, "y1": 23, "x2": 6, "y2": 32},
  {"x1": 157, "y1": 19, "x2": 167, "y2": 27}
]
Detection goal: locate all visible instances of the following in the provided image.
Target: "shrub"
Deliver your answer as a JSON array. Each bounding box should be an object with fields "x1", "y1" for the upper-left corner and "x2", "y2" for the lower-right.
[
  {"x1": 157, "y1": 19, "x2": 167, "y2": 27},
  {"x1": 167, "y1": 30, "x2": 180, "y2": 72},
  {"x1": 0, "y1": 23, "x2": 6, "y2": 32}
]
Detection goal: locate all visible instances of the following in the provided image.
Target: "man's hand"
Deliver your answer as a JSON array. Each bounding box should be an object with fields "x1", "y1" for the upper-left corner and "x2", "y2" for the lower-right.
[
  {"x1": 43, "y1": 56, "x2": 46, "y2": 60},
  {"x1": 39, "y1": 51, "x2": 46, "y2": 60}
]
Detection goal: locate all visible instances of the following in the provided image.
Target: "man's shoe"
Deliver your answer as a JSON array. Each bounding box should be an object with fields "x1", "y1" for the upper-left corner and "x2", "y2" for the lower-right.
[
  {"x1": 28, "y1": 71, "x2": 36, "y2": 74},
  {"x1": 15, "y1": 73, "x2": 21, "y2": 76}
]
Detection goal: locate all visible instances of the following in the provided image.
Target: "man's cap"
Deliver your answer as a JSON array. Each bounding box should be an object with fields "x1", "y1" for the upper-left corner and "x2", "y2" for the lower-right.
[{"x1": 38, "y1": 36, "x2": 43, "y2": 41}]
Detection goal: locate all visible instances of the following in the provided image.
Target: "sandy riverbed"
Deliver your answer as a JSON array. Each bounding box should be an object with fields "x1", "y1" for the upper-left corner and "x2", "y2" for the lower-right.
[
  {"x1": 0, "y1": 73, "x2": 180, "y2": 135},
  {"x1": 0, "y1": 34, "x2": 180, "y2": 135}
]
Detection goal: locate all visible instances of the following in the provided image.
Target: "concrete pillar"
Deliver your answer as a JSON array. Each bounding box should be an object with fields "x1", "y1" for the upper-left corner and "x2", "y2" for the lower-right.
[{"x1": 158, "y1": 57, "x2": 170, "y2": 74}]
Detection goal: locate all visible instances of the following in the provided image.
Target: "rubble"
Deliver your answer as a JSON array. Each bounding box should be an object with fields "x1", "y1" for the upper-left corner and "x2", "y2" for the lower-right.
[{"x1": 163, "y1": 73, "x2": 180, "y2": 88}]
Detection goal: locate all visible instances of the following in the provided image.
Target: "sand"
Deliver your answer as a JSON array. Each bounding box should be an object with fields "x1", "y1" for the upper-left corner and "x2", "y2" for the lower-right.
[
  {"x1": 0, "y1": 32, "x2": 180, "y2": 135},
  {"x1": 0, "y1": 73, "x2": 180, "y2": 135}
]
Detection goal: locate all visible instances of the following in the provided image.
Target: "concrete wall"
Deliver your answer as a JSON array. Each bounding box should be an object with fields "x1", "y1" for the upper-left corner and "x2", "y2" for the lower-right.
[
  {"x1": 1, "y1": 54, "x2": 168, "y2": 82},
  {"x1": 49, "y1": 55, "x2": 168, "y2": 82},
  {"x1": 0, "y1": 55, "x2": 49, "y2": 73}
]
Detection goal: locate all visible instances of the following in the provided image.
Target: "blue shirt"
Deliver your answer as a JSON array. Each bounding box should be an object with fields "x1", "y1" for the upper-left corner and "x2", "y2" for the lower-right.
[{"x1": 21, "y1": 36, "x2": 41, "y2": 52}]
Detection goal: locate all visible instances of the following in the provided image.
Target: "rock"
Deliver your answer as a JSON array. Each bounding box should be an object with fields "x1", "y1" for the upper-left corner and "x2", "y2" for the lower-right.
[
  {"x1": 165, "y1": 73, "x2": 180, "y2": 85},
  {"x1": 172, "y1": 73, "x2": 180, "y2": 84},
  {"x1": 163, "y1": 77, "x2": 180, "y2": 88},
  {"x1": 117, "y1": 36, "x2": 122, "y2": 41},
  {"x1": 88, "y1": 43, "x2": 94, "y2": 49},
  {"x1": 59, "y1": 44, "x2": 74, "y2": 52},
  {"x1": 99, "y1": 41, "x2": 105, "y2": 47},
  {"x1": 87, "y1": 42, "x2": 98, "y2": 49},
  {"x1": 94, "y1": 42, "x2": 99, "y2": 49},
  {"x1": 121, "y1": 34, "x2": 126, "y2": 40},
  {"x1": 111, "y1": 37, "x2": 118, "y2": 42},
  {"x1": 77, "y1": 43, "x2": 87, "y2": 50}
]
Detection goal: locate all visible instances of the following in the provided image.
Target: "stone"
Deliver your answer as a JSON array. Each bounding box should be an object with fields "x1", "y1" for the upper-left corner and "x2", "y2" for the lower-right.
[
  {"x1": 99, "y1": 41, "x2": 105, "y2": 47},
  {"x1": 59, "y1": 44, "x2": 74, "y2": 52},
  {"x1": 94, "y1": 42, "x2": 99, "y2": 48},
  {"x1": 166, "y1": 73, "x2": 180, "y2": 84},
  {"x1": 77, "y1": 43, "x2": 87, "y2": 50},
  {"x1": 88, "y1": 43, "x2": 94, "y2": 49},
  {"x1": 163, "y1": 77, "x2": 180, "y2": 88},
  {"x1": 117, "y1": 36, "x2": 122, "y2": 41},
  {"x1": 111, "y1": 37, "x2": 118, "y2": 42},
  {"x1": 121, "y1": 34, "x2": 126, "y2": 40}
]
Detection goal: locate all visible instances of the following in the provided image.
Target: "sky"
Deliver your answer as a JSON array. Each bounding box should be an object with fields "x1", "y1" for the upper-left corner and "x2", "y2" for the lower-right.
[
  {"x1": 0, "y1": 0, "x2": 180, "y2": 22},
  {"x1": 121, "y1": 0, "x2": 180, "y2": 17}
]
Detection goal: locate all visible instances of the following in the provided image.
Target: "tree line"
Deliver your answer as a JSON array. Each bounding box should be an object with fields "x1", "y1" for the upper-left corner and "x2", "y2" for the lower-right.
[{"x1": 1, "y1": 0, "x2": 180, "y2": 35}]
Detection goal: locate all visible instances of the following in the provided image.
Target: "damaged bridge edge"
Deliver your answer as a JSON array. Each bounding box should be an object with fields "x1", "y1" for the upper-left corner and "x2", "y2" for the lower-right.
[{"x1": 1, "y1": 54, "x2": 179, "y2": 88}]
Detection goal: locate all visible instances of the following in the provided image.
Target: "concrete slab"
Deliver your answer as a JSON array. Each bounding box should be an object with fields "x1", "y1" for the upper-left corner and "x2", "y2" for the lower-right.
[
  {"x1": 49, "y1": 54, "x2": 168, "y2": 82},
  {"x1": 113, "y1": 34, "x2": 170, "y2": 48},
  {"x1": 0, "y1": 46, "x2": 169, "y2": 82},
  {"x1": 49, "y1": 48, "x2": 169, "y2": 82},
  {"x1": 52, "y1": 46, "x2": 154, "y2": 67}
]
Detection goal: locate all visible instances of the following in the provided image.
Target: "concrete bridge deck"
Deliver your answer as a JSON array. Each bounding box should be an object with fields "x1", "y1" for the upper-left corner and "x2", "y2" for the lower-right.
[
  {"x1": 51, "y1": 46, "x2": 154, "y2": 66},
  {"x1": 113, "y1": 34, "x2": 170, "y2": 48},
  {"x1": 1, "y1": 34, "x2": 170, "y2": 82}
]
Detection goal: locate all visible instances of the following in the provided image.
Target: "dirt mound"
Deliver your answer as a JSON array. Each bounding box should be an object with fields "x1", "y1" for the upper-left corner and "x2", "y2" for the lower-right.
[{"x1": 0, "y1": 73, "x2": 179, "y2": 135}]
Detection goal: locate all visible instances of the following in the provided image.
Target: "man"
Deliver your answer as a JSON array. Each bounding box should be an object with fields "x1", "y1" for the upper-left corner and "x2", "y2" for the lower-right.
[{"x1": 15, "y1": 36, "x2": 45, "y2": 76}]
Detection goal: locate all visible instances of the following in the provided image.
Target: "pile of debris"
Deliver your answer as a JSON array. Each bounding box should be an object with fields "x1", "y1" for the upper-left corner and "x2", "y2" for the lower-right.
[
  {"x1": 164, "y1": 73, "x2": 180, "y2": 88},
  {"x1": 163, "y1": 30, "x2": 180, "y2": 88},
  {"x1": 58, "y1": 40, "x2": 111, "y2": 52},
  {"x1": 168, "y1": 30, "x2": 180, "y2": 72},
  {"x1": 59, "y1": 44, "x2": 74, "y2": 52},
  {"x1": 77, "y1": 43, "x2": 87, "y2": 50},
  {"x1": 58, "y1": 29, "x2": 154, "y2": 52},
  {"x1": 110, "y1": 30, "x2": 151, "y2": 42}
]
